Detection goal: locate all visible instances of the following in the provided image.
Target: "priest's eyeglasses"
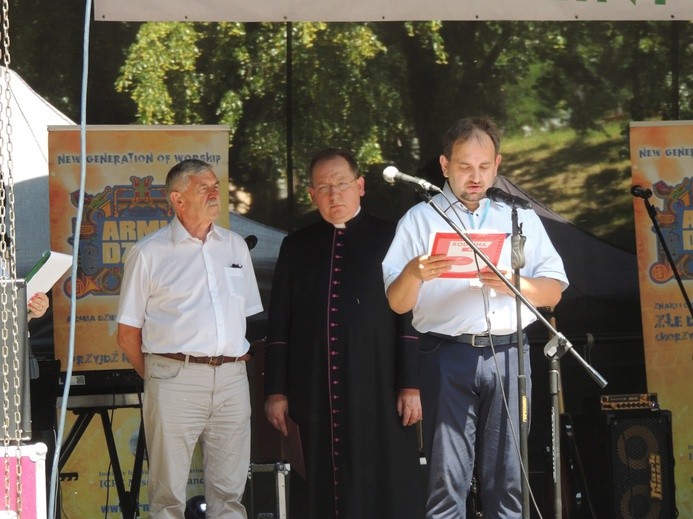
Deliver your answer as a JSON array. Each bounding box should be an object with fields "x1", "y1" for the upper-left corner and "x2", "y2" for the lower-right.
[{"x1": 312, "y1": 177, "x2": 359, "y2": 195}]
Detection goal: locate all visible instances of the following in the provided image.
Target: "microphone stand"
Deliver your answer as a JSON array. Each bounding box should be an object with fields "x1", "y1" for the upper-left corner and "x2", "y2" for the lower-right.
[
  {"x1": 636, "y1": 194, "x2": 693, "y2": 321},
  {"x1": 418, "y1": 191, "x2": 608, "y2": 519},
  {"x1": 510, "y1": 207, "x2": 530, "y2": 519}
]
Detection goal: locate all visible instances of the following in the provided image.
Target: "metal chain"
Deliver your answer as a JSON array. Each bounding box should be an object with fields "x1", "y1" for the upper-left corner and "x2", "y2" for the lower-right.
[
  {"x1": 0, "y1": 2, "x2": 10, "y2": 510},
  {"x1": 1, "y1": 0, "x2": 23, "y2": 515}
]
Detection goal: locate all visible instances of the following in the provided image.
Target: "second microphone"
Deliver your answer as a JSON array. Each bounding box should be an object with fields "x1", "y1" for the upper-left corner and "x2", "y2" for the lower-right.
[
  {"x1": 485, "y1": 187, "x2": 532, "y2": 210},
  {"x1": 382, "y1": 166, "x2": 442, "y2": 193}
]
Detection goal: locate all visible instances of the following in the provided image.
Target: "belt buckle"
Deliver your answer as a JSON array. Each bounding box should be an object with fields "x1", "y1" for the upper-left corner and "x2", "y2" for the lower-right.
[
  {"x1": 208, "y1": 356, "x2": 223, "y2": 367},
  {"x1": 469, "y1": 334, "x2": 487, "y2": 348}
]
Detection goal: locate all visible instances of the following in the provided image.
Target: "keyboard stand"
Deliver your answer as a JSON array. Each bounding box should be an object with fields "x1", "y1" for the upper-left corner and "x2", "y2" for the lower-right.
[{"x1": 58, "y1": 393, "x2": 145, "y2": 519}]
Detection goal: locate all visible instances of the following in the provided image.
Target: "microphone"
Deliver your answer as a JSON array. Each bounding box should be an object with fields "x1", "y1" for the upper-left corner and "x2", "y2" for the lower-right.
[
  {"x1": 383, "y1": 166, "x2": 442, "y2": 193},
  {"x1": 485, "y1": 187, "x2": 532, "y2": 210},
  {"x1": 244, "y1": 234, "x2": 258, "y2": 251},
  {"x1": 630, "y1": 185, "x2": 652, "y2": 200}
]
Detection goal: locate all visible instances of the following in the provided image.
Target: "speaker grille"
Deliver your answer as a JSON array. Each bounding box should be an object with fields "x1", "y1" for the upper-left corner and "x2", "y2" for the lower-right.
[{"x1": 573, "y1": 410, "x2": 676, "y2": 519}]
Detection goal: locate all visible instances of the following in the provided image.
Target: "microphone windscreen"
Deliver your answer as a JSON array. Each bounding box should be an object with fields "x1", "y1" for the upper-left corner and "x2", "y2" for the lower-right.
[
  {"x1": 382, "y1": 166, "x2": 398, "y2": 183},
  {"x1": 244, "y1": 235, "x2": 258, "y2": 250}
]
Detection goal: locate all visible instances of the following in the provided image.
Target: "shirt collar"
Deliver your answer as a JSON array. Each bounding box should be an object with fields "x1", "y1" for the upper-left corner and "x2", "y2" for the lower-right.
[
  {"x1": 332, "y1": 206, "x2": 362, "y2": 229},
  {"x1": 439, "y1": 182, "x2": 490, "y2": 215},
  {"x1": 170, "y1": 216, "x2": 220, "y2": 243}
]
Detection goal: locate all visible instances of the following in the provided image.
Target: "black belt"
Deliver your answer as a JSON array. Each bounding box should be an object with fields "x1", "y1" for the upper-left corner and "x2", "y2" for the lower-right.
[
  {"x1": 154, "y1": 352, "x2": 251, "y2": 366},
  {"x1": 427, "y1": 331, "x2": 521, "y2": 347}
]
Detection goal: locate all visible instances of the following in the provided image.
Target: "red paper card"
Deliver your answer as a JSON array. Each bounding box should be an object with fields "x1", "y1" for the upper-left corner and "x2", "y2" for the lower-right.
[{"x1": 430, "y1": 232, "x2": 508, "y2": 278}]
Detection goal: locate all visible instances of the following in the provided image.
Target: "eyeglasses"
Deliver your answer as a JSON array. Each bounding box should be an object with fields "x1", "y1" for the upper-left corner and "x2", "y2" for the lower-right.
[{"x1": 311, "y1": 177, "x2": 359, "y2": 196}]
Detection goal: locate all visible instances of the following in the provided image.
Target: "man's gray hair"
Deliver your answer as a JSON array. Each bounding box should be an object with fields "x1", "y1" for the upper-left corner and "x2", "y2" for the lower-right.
[{"x1": 165, "y1": 159, "x2": 213, "y2": 196}]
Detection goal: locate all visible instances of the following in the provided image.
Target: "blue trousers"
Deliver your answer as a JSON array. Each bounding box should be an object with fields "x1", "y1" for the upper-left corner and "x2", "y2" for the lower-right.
[{"x1": 419, "y1": 335, "x2": 531, "y2": 519}]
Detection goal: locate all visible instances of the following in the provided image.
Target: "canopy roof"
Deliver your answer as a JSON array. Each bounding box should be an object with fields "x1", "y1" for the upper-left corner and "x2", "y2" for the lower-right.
[
  {"x1": 94, "y1": 0, "x2": 692, "y2": 23},
  {"x1": 0, "y1": 69, "x2": 74, "y2": 276}
]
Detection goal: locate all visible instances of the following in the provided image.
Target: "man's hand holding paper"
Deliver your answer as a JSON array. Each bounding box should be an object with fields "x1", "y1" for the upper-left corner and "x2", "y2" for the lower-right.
[
  {"x1": 428, "y1": 231, "x2": 508, "y2": 278},
  {"x1": 477, "y1": 267, "x2": 513, "y2": 295},
  {"x1": 414, "y1": 254, "x2": 455, "y2": 282}
]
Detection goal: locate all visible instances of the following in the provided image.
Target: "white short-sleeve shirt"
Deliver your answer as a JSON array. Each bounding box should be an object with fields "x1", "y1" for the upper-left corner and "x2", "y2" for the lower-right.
[{"x1": 117, "y1": 216, "x2": 263, "y2": 357}]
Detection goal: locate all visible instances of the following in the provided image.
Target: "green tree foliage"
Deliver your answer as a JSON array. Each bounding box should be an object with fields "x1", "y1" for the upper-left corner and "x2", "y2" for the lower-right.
[
  {"x1": 116, "y1": 22, "x2": 422, "y2": 223},
  {"x1": 8, "y1": 4, "x2": 688, "y2": 232},
  {"x1": 533, "y1": 22, "x2": 691, "y2": 133},
  {"x1": 8, "y1": 0, "x2": 140, "y2": 124},
  {"x1": 114, "y1": 20, "x2": 690, "y2": 229},
  {"x1": 385, "y1": 22, "x2": 552, "y2": 161},
  {"x1": 116, "y1": 23, "x2": 204, "y2": 124}
]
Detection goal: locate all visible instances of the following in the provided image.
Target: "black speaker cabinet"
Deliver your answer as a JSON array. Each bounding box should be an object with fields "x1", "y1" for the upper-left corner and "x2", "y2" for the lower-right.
[{"x1": 572, "y1": 410, "x2": 676, "y2": 519}]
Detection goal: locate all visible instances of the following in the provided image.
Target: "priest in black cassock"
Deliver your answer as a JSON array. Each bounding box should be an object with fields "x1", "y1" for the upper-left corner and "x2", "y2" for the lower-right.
[{"x1": 264, "y1": 148, "x2": 426, "y2": 518}]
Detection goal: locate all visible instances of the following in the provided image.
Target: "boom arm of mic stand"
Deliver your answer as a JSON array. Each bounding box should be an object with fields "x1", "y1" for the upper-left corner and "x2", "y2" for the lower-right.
[
  {"x1": 545, "y1": 334, "x2": 606, "y2": 388},
  {"x1": 421, "y1": 192, "x2": 608, "y2": 388},
  {"x1": 640, "y1": 197, "x2": 693, "y2": 321}
]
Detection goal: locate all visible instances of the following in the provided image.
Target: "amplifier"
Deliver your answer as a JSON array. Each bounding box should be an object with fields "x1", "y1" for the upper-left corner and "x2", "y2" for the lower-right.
[
  {"x1": 600, "y1": 393, "x2": 659, "y2": 412},
  {"x1": 572, "y1": 410, "x2": 676, "y2": 519}
]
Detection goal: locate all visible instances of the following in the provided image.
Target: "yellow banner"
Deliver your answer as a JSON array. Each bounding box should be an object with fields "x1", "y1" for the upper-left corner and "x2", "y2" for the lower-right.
[
  {"x1": 48, "y1": 125, "x2": 230, "y2": 372},
  {"x1": 630, "y1": 120, "x2": 693, "y2": 516}
]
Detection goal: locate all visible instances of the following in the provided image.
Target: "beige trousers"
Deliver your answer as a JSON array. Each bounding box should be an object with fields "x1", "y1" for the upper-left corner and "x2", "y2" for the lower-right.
[{"x1": 143, "y1": 354, "x2": 251, "y2": 519}]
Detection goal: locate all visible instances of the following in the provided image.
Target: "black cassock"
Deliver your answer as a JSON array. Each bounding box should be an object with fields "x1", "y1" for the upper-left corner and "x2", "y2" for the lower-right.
[{"x1": 264, "y1": 212, "x2": 425, "y2": 519}]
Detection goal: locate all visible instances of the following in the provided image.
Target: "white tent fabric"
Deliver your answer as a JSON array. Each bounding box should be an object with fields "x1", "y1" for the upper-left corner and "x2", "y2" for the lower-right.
[
  {"x1": 94, "y1": 0, "x2": 692, "y2": 22},
  {"x1": 0, "y1": 68, "x2": 75, "y2": 276}
]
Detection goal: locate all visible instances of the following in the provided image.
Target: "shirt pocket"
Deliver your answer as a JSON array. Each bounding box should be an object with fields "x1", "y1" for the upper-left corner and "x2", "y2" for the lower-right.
[{"x1": 225, "y1": 267, "x2": 245, "y2": 297}]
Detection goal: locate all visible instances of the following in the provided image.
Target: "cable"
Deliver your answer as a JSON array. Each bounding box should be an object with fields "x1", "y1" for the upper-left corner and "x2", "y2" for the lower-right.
[{"x1": 48, "y1": 1, "x2": 92, "y2": 517}]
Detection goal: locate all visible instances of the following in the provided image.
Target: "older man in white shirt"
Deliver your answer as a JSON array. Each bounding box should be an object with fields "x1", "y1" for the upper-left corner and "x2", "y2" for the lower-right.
[{"x1": 117, "y1": 158, "x2": 262, "y2": 519}]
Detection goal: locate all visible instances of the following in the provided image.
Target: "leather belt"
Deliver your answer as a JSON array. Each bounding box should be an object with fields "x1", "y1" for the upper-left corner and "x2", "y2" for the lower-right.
[
  {"x1": 427, "y1": 331, "x2": 520, "y2": 348},
  {"x1": 154, "y1": 352, "x2": 251, "y2": 366}
]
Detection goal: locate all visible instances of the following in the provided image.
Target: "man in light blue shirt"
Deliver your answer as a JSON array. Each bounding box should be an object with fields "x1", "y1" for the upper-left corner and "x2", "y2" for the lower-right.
[{"x1": 383, "y1": 117, "x2": 568, "y2": 518}]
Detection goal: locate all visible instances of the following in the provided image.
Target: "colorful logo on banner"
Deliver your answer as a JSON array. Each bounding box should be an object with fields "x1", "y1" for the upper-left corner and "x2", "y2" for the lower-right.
[
  {"x1": 66, "y1": 176, "x2": 172, "y2": 298},
  {"x1": 648, "y1": 177, "x2": 693, "y2": 283}
]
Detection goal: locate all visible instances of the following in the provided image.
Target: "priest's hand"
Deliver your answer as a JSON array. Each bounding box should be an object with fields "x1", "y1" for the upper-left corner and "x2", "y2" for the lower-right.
[
  {"x1": 397, "y1": 388, "x2": 422, "y2": 426},
  {"x1": 265, "y1": 394, "x2": 289, "y2": 436}
]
